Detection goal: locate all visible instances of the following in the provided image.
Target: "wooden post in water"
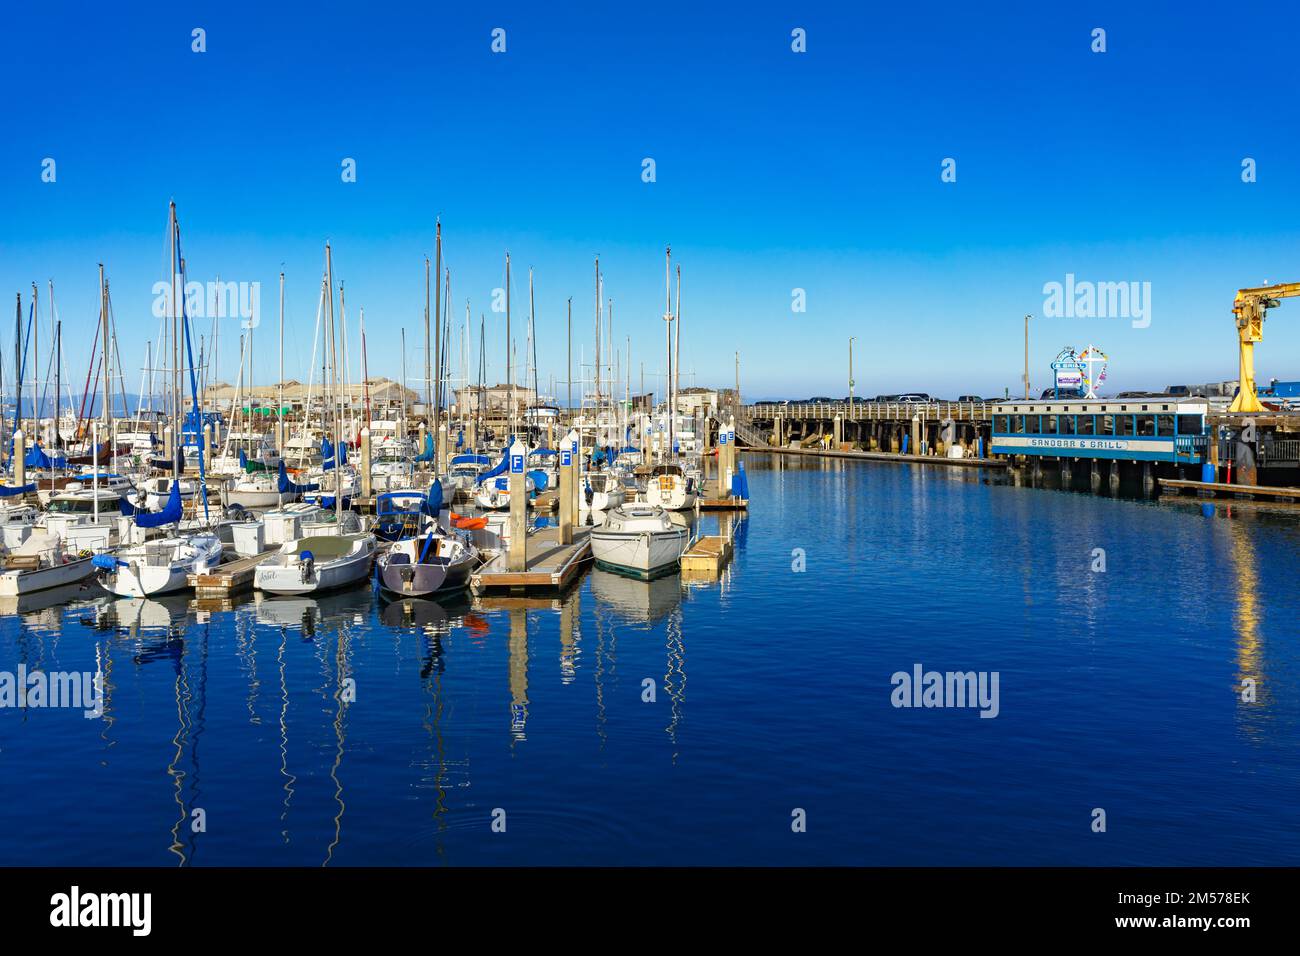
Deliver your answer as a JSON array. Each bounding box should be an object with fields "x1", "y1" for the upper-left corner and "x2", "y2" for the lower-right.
[
  {"x1": 508, "y1": 436, "x2": 527, "y2": 571},
  {"x1": 13, "y1": 430, "x2": 24, "y2": 488},
  {"x1": 202, "y1": 423, "x2": 213, "y2": 472},
  {"x1": 833, "y1": 414, "x2": 843, "y2": 450},
  {"x1": 164, "y1": 425, "x2": 174, "y2": 461},
  {"x1": 437, "y1": 421, "x2": 449, "y2": 475},
  {"x1": 417, "y1": 420, "x2": 427, "y2": 468},
  {"x1": 360, "y1": 427, "x2": 373, "y2": 498},
  {"x1": 558, "y1": 429, "x2": 576, "y2": 545}
]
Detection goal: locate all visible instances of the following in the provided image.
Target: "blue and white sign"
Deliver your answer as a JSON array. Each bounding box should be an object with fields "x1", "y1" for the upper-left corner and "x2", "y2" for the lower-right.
[
  {"x1": 719, "y1": 429, "x2": 729, "y2": 445},
  {"x1": 510, "y1": 454, "x2": 524, "y2": 474},
  {"x1": 560, "y1": 448, "x2": 572, "y2": 468}
]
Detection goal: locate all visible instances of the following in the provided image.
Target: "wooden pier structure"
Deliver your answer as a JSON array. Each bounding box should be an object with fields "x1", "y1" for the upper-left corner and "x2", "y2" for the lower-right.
[{"x1": 470, "y1": 527, "x2": 592, "y2": 594}]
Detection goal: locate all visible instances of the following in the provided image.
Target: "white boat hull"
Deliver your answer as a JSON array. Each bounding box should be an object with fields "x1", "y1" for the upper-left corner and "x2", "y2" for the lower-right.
[
  {"x1": 254, "y1": 534, "x2": 376, "y2": 595},
  {"x1": 0, "y1": 555, "x2": 96, "y2": 596},
  {"x1": 590, "y1": 524, "x2": 688, "y2": 576},
  {"x1": 99, "y1": 534, "x2": 224, "y2": 597}
]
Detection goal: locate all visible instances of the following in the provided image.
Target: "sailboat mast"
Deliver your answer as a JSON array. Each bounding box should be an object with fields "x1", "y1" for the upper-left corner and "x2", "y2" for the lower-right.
[
  {"x1": 324, "y1": 244, "x2": 342, "y2": 521},
  {"x1": 663, "y1": 245, "x2": 673, "y2": 463},
  {"x1": 434, "y1": 221, "x2": 442, "y2": 444},
  {"x1": 278, "y1": 270, "x2": 285, "y2": 452},
  {"x1": 505, "y1": 251, "x2": 512, "y2": 421}
]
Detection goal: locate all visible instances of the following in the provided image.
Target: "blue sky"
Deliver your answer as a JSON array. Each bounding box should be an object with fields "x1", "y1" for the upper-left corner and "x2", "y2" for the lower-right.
[{"x1": 3, "y1": 1, "x2": 1299, "y2": 401}]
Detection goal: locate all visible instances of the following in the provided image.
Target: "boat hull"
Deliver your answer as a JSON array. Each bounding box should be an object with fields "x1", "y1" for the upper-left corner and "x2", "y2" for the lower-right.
[
  {"x1": 0, "y1": 555, "x2": 96, "y2": 596},
  {"x1": 377, "y1": 551, "x2": 475, "y2": 597},
  {"x1": 590, "y1": 525, "x2": 688, "y2": 577}
]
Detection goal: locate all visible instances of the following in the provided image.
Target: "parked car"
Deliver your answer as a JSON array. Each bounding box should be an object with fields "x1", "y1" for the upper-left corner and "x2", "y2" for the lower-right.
[
  {"x1": 1163, "y1": 385, "x2": 1191, "y2": 397},
  {"x1": 897, "y1": 393, "x2": 931, "y2": 403},
  {"x1": 873, "y1": 394, "x2": 899, "y2": 402},
  {"x1": 956, "y1": 395, "x2": 983, "y2": 403},
  {"x1": 805, "y1": 396, "x2": 837, "y2": 404},
  {"x1": 1041, "y1": 387, "x2": 1086, "y2": 399}
]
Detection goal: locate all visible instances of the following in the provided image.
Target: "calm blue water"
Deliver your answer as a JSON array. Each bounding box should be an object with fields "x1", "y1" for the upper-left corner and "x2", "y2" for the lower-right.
[{"x1": 2, "y1": 455, "x2": 1299, "y2": 866}]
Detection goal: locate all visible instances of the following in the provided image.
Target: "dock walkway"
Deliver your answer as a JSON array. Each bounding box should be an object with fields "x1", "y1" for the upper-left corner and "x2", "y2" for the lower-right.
[{"x1": 471, "y1": 527, "x2": 592, "y2": 593}]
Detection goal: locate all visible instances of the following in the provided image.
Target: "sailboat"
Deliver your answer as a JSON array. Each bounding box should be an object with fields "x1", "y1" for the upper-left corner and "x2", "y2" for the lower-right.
[
  {"x1": 95, "y1": 202, "x2": 225, "y2": 597},
  {"x1": 255, "y1": 242, "x2": 376, "y2": 595},
  {"x1": 374, "y1": 480, "x2": 478, "y2": 597}
]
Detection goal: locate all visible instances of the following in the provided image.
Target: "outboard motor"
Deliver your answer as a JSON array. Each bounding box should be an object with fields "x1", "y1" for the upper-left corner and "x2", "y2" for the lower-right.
[{"x1": 300, "y1": 549, "x2": 315, "y2": 583}]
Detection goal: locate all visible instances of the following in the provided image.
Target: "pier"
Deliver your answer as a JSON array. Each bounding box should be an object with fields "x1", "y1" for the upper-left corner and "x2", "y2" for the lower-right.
[{"x1": 470, "y1": 526, "x2": 592, "y2": 594}]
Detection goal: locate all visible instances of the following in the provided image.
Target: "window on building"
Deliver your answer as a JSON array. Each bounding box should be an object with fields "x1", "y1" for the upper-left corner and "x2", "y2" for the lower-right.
[
  {"x1": 1025, "y1": 415, "x2": 1041, "y2": 434},
  {"x1": 1176, "y1": 415, "x2": 1202, "y2": 435},
  {"x1": 1136, "y1": 415, "x2": 1156, "y2": 437},
  {"x1": 1078, "y1": 415, "x2": 1096, "y2": 435},
  {"x1": 1156, "y1": 415, "x2": 1175, "y2": 437}
]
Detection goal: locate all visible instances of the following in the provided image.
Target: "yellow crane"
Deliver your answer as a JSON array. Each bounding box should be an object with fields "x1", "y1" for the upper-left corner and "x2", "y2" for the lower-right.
[{"x1": 1228, "y1": 282, "x2": 1300, "y2": 413}]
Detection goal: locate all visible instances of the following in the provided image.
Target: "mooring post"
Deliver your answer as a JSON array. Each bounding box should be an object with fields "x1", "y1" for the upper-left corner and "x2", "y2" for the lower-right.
[
  {"x1": 202, "y1": 423, "x2": 213, "y2": 472},
  {"x1": 360, "y1": 427, "x2": 373, "y2": 498},
  {"x1": 14, "y1": 429, "x2": 25, "y2": 488},
  {"x1": 508, "y1": 437, "x2": 528, "y2": 572},
  {"x1": 437, "y1": 422, "x2": 449, "y2": 475},
  {"x1": 558, "y1": 428, "x2": 576, "y2": 545}
]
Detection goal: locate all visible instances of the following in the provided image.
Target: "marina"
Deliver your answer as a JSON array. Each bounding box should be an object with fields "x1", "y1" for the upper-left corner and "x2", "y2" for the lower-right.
[{"x1": 7, "y1": 2, "x2": 1300, "y2": 931}]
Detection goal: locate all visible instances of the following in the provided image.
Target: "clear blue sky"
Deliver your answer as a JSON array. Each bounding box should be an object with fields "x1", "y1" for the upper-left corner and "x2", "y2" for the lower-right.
[{"x1": 3, "y1": 1, "x2": 1299, "y2": 401}]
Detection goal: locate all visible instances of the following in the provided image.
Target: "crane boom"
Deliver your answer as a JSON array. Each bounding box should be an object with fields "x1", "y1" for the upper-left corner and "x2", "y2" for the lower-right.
[{"x1": 1228, "y1": 281, "x2": 1300, "y2": 413}]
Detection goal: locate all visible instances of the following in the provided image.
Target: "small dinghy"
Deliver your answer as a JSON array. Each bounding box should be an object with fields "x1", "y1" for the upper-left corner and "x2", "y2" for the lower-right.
[{"x1": 374, "y1": 480, "x2": 479, "y2": 597}]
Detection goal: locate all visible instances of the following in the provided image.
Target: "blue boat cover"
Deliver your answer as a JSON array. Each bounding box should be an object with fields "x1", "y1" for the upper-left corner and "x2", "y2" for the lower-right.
[
  {"x1": 0, "y1": 483, "x2": 35, "y2": 497},
  {"x1": 414, "y1": 434, "x2": 435, "y2": 463},
  {"x1": 278, "y1": 460, "x2": 319, "y2": 494},
  {"x1": 134, "y1": 482, "x2": 182, "y2": 528}
]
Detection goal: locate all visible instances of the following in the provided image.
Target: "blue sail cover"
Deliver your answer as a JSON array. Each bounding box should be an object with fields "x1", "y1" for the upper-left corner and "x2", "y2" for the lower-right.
[
  {"x1": 239, "y1": 449, "x2": 248, "y2": 469},
  {"x1": 134, "y1": 482, "x2": 182, "y2": 528},
  {"x1": 278, "y1": 460, "x2": 319, "y2": 494},
  {"x1": 24, "y1": 443, "x2": 67, "y2": 470},
  {"x1": 414, "y1": 434, "x2": 435, "y2": 463},
  {"x1": 322, "y1": 441, "x2": 349, "y2": 470},
  {"x1": 0, "y1": 483, "x2": 35, "y2": 497},
  {"x1": 527, "y1": 469, "x2": 550, "y2": 492},
  {"x1": 423, "y1": 479, "x2": 444, "y2": 515},
  {"x1": 119, "y1": 494, "x2": 137, "y2": 517},
  {"x1": 476, "y1": 453, "x2": 508, "y2": 486},
  {"x1": 451, "y1": 453, "x2": 490, "y2": 467},
  {"x1": 320, "y1": 436, "x2": 333, "y2": 461}
]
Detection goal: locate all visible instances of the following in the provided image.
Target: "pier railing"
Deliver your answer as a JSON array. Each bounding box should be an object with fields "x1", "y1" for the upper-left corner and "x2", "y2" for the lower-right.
[{"x1": 741, "y1": 401, "x2": 997, "y2": 422}]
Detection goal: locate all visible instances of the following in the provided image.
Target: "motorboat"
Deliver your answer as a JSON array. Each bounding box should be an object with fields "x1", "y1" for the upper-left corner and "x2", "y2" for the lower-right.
[
  {"x1": 0, "y1": 530, "x2": 98, "y2": 596},
  {"x1": 253, "y1": 531, "x2": 376, "y2": 595},
  {"x1": 589, "y1": 503, "x2": 689, "y2": 578}
]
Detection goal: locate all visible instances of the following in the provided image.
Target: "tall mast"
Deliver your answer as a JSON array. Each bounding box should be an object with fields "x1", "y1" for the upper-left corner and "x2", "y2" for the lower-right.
[
  {"x1": 566, "y1": 296, "x2": 572, "y2": 412},
  {"x1": 424, "y1": 255, "x2": 431, "y2": 412},
  {"x1": 434, "y1": 221, "x2": 442, "y2": 442},
  {"x1": 505, "y1": 251, "x2": 512, "y2": 418},
  {"x1": 278, "y1": 270, "x2": 285, "y2": 451},
  {"x1": 400, "y1": 327, "x2": 408, "y2": 436},
  {"x1": 674, "y1": 264, "x2": 682, "y2": 419},
  {"x1": 100, "y1": 263, "x2": 111, "y2": 440},
  {"x1": 594, "y1": 257, "x2": 601, "y2": 408},
  {"x1": 663, "y1": 245, "x2": 673, "y2": 463},
  {"x1": 324, "y1": 244, "x2": 342, "y2": 521},
  {"x1": 31, "y1": 282, "x2": 38, "y2": 437},
  {"x1": 169, "y1": 201, "x2": 180, "y2": 476}
]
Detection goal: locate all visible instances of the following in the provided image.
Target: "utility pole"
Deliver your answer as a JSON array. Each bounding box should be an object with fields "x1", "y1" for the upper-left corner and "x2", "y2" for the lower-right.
[
  {"x1": 849, "y1": 336, "x2": 856, "y2": 405},
  {"x1": 1023, "y1": 314, "x2": 1032, "y2": 399}
]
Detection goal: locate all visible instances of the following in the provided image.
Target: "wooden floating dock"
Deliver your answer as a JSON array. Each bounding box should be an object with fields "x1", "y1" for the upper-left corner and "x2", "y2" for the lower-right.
[
  {"x1": 470, "y1": 527, "x2": 592, "y2": 593},
  {"x1": 1159, "y1": 478, "x2": 1300, "y2": 503},
  {"x1": 188, "y1": 549, "x2": 280, "y2": 596},
  {"x1": 742, "y1": 444, "x2": 1006, "y2": 469},
  {"x1": 679, "y1": 533, "x2": 733, "y2": 575},
  {"x1": 697, "y1": 478, "x2": 748, "y2": 511}
]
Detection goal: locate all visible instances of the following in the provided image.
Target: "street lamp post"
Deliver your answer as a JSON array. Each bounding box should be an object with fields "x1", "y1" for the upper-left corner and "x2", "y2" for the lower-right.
[
  {"x1": 1023, "y1": 313, "x2": 1030, "y2": 399},
  {"x1": 848, "y1": 336, "x2": 856, "y2": 410}
]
